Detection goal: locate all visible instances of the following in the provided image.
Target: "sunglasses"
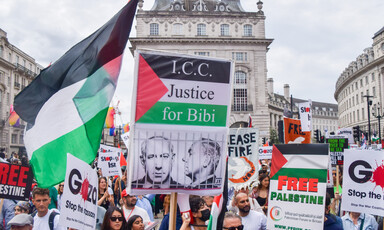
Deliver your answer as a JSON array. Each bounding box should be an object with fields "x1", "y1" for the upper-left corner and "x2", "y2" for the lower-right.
[
  {"x1": 110, "y1": 216, "x2": 124, "y2": 222},
  {"x1": 223, "y1": 225, "x2": 244, "y2": 230}
]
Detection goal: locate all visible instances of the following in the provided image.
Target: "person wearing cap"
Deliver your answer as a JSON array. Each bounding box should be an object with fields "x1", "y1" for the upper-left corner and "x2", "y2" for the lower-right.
[
  {"x1": 14, "y1": 201, "x2": 31, "y2": 215},
  {"x1": 120, "y1": 189, "x2": 150, "y2": 225},
  {"x1": 7, "y1": 213, "x2": 33, "y2": 230}
]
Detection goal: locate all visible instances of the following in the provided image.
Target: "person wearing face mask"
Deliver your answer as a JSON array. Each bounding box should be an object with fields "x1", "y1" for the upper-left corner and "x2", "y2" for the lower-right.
[{"x1": 181, "y1": 196, "x2": 211, "y2": 230}]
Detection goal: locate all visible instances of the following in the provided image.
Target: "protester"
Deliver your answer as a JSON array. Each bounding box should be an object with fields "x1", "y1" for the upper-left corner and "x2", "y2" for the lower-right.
[
  {"x1": 223, "y1": 212, "x2": 243, "y2": 230},
  {"x1": 31, "y1": 187, "x2": 65, "y2": 230},
  {"x1": 180, "y1": 196, "x2": 210, "y2": 230},
  {"x1": 341, "y1": 212, "x2": 378, "y2": 230},
  {"x1": 14, "y1": 201, "x2": 31, "y2": 215},
  {"x1": 0, "y1": 199, "x2": 17, "y2": 230},
  {"x1": 234, "y1": 193, "x2": 266, "y2": 230},
  {"x1": 57, "y1": 183, "x2": 64, "y2": 211},
  {"x1": 127, "y1": 215, "x2": 145, "y2": 230},
  {"x1": 7, "y1": 213, "x2": 33, "y2": 230},
  {"x1": 202, "y1": 196, "x2": 214, "y2": 211},
  {"x1": 136, "y1": 195, "x2": 154, "y2": 222},
  {"x1": 229, "y1": 187, "x2": 263, "y2": 214},
  {"x1": 159, "y1": 205, "x2": 182, "y2": 230},
  {"x1": 120, "y1": 189, "x2": 150, "y2": 224},
  {"x1": 251, "y1": 174, "x2": 270, "y2": 214},
  {"x1": 98, "y1": 177, "x2": 115, "y2": 210},
  {"x1": 47, "y1": 186, "x2": 58, "y2": 210},
  {"x1": 100, "y1": 206, "x2": 127, "y2": 230},
  {"x1": 323, "y1": 193, "x2": 343, "y2": 230}
]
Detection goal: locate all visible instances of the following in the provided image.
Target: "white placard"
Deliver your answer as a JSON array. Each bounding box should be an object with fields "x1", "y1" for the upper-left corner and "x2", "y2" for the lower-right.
[
  {"x1": 298, "y1": 101, "x2": 312, "y2": 132},
  {"x1": 98, "y1": 151, "x2": 122, "y2": 177},
  {"x1": 259, "y1": 146, "x2": 273, "y2": 160},
  {"x1": 59, "y1": 154, "x2": 98, "y2": 230}
]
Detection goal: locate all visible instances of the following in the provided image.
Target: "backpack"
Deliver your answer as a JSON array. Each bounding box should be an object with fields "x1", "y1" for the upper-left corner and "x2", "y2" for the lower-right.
[{"x1": 31, "y1": 210, "x2": 59, "y2": 230}]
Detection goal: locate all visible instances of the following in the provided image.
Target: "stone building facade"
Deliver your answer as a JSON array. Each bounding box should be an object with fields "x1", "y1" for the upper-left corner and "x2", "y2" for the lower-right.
[
  {"x1": 0, "y1": 28, "x2": 42, "y2": 157},
  {"x1": 334, "y1": 26, "x2": 384, "y2": 140},
  {"x1": 129, "y1": 0, "x2": 273, "y2": 138}
]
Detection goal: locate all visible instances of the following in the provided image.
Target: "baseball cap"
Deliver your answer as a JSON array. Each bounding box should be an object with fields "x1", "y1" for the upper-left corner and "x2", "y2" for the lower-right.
[{"x1": 8, "y1": 213, "x2": 33, "y2": 226}]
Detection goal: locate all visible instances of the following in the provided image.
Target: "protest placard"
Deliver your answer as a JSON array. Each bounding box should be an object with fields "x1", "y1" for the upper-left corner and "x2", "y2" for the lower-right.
[
  {"x1": 0, "y1": 162, "x2": 33, "y2": 201},
  {"x1": 283, "y1": 118, "x2": 311, "y2": 144},
  {"x1": 341, "y1": 149, "x2": 384, "y2": 216},
  {"x1": 227, "y1": 128, "x2": 259, "y2": 188},
  {"x1": 298, "y1": 101, "x2": 312, "y2": 132},
  {"x1": 336, "y1": 127, "x2": 354, "y2": 144},
  {"x1": 98, "y1": 151, "x2": 121, "y2": 177},
  {"x1": 59, "y1": 154, "x2": 98, "y2": 230},
  {"x1": 267, "y1": 144, "x2": 328, "y2": 230},
  {"x1": 326, "y1": 137, "x2": 348, "y2": 165},
  {"x1": 128, "y1": 50, "x2": 232, "y2": 195},
  {"x1": 259, "y1": 146, "x2": 273, "y2": 160}
]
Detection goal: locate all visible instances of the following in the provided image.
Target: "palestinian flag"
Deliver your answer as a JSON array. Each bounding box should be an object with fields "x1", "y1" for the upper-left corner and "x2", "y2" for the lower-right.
[
  {"x1": 268, "y1": 144, "x2": 328, "y2": 229},
  {"x1": 14, "y1": 0, "x2": 138, "y2": 188},
  {"x1": 134, "y1": 51, "x2": 232, "y2": 127},
  {"x1": 207, "y1": 160, "x2": 228, "y2": 230}
]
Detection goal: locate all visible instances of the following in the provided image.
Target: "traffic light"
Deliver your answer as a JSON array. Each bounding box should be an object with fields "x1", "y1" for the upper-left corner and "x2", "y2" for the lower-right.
[
  {"x1": 320, "y1": 136, "x2": 325, "y2": 143},
  {"x1": 262, "y1": 137, "x2": 266, "y2": 145},
  {"x1": 353, "y1": 126, "x2": 360, "y2": 142},
  {"x1": 314, "y1": 129, "x2": 319, "y2": 143}
]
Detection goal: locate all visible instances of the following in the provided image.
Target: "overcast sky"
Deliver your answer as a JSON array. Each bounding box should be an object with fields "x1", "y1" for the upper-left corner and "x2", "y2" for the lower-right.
[{"x1": 1, "y1": 0, "x2": 383, "y2": 123}]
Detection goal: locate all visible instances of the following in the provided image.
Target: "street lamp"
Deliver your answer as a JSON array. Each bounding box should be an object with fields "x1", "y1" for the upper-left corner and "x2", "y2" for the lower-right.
[
  {"x1": 372, "y1": 103, "x2": 383, "y2": 143},
  {"x1": 363, "y1": 95, "x2": 373, "y2": 145}
]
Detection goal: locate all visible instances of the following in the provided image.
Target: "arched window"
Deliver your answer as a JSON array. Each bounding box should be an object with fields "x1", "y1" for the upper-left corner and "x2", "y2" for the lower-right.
[
  {"x1": 233, "y1": 71, "x2": 247, "y2": 111},
  {"x1": 220, "y1": 24, "x2": 229, "y2": 36},
  {"x1": 243, "y1": 24, "x2": 252, "y2": 36},
  {"x1": 235, "y1": 71, "x2": 247, "y2": 84},
  {"x1": 150, "y1": 23, "x2": 159, "y2": 35},
  {"x1": 197, "y1": 24, "x2": 206, "y2": 36}
]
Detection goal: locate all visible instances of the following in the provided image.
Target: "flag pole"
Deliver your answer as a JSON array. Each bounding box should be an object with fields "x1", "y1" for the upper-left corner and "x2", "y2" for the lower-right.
[
  {"x1": 336, "y1": 165, "x2": 340, "y2": 214},
  {"x1": 169, "y1": 192, "x2": 178, "y2": 230}
]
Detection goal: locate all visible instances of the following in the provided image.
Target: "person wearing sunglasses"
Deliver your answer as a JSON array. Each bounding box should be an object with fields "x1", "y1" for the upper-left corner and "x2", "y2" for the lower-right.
[
  {"x1": 223, "y1": 212, "x2": 243, "y2": 230},
  {"x1": 101, "y1": 206, "x2": 127, "y2": 230}
]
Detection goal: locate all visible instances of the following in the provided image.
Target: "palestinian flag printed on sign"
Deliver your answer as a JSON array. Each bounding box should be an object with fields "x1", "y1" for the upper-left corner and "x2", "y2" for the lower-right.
[
  {"x1": 128, "y1": 50, "x2": 233, "y2": 195},
  {"x1": 14, "y1": 0, "x2": 139, "y2": 188},
  {"x1": 267, "y1": 144, "x2": 328, "y2": 230}
]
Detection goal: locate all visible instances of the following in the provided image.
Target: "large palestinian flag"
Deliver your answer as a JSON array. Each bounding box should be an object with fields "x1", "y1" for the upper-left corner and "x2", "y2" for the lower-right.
[
  {"x1": 14, "y1": 0, "x2": 138, "y2": 188},
  {"x1": 268, "y1": 144, "x2": 328, "y2": 230}
]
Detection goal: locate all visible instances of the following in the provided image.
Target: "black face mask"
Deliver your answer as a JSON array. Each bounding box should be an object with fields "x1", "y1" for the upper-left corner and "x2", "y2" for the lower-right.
[{"x1": 199, "y1": 209, "x2": 211, "y2": 222}]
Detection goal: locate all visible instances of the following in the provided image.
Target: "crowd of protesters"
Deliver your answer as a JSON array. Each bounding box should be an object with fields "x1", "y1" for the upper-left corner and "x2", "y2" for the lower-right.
[{"x1": 0, "y1": 150, "x2": 383, "y2": 230}]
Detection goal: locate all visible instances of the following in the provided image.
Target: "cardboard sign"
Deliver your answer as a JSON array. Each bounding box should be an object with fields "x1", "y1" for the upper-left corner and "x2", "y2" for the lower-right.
[
  {"x1": 326, "y1": 137, "x2": 348, "y2": 165},
  {"x1": 98, "y1": 151, "x2": 121, "y2": 177},
  {"x1": 283, "y1": 118, "x2": 311, "y2": 144},
  {"x1": 267, "y1": 144, "x2": 328, "y2": 230},
  {"x1": 0, "y1": 162, "x2": 33, "y2": 201},
  {"x1": 336, "y1": 127, "x2": 354, "y2": 144},
  {"x1": 59, "y1": 154, "x2": 98, "y2": 230},
  {"x1": 259, "y1": 146, "x2": 273, "y2": 160},
  {"x1": 128, "y1": 50, "x2": 232, "y2": 195},
  {"x1": 121, "y1": 132, "x2": 129, "y2": 148},
  {"x1": 341, "y1": 149, "x2": 384, "y2": 216},
  {"x1": 298, "y1": 101, "x2": 312, "y2": 132},
  {"x1": 227, "y1": 128, "x2": 259, "y2": 188}
]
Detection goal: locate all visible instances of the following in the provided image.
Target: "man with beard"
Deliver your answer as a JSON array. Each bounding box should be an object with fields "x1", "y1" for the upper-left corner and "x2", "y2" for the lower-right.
[
  {"x1": 183, "y1": 138, "x2": 221, "y2": 189},
  {"x1": 235, "y1": 193, "x2": 266, "y2": 230},
  {"x1": 121, "y1": 189, "x2": 150, "y2": 225},
  {"x1": 132, "y1": 136, "x2": 181, "y2": 189}
]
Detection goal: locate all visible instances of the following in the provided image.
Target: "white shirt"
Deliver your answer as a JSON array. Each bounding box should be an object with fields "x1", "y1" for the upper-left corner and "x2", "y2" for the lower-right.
[
  {"x1": 122, "y1": 205, "x2": 151, "y2": 225},
  {"x1": 238, "y1": 210, "x2": 267, "y2": 230},
  {"x1": 32, "y1": 209, "x2": 66, "y2": 230}
]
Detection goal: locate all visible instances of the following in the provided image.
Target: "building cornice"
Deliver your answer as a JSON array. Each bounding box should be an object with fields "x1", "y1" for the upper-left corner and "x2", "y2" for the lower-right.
[
  {"x1": 130, "y1": 37, "x2": 273, "y2": 46},
  {"x1": 334, "y1": 55, "x2": 384, "y2": 100}
]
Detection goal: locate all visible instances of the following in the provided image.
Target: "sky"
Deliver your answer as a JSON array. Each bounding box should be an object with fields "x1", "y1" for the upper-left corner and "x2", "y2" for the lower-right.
[{"x1": 1, "y1": 0, "x2": 383, "y2": 124}]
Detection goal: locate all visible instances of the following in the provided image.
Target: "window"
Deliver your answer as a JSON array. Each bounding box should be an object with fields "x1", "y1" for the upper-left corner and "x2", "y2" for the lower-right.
[
  {"x1": 19, "y1": 135, "x2": 24, "y2": 144},
  {"x1": 355, "y1": 82, "x2": 358, "y2": 89},
  {"x1": 235, "y1": 71, "x2": 247, "y2": 84},
  {"x1": 233, "y1": 89, "x2": 247, "y2": 111},
  {"x1": 361, "y1": 92, "x2": 364, "y2": 102},
  {"x1": 23, "y1": 60, "x2": 26, "y2": 67},
  {"x1": 0, "y1": 46, "x2": 3, "y2": 58},
  {"x1": 360, "y1": 79, "x2": 363, "y2": 87},
  {"x1": 356, "y1": 94, "x2": 359, "y2": 104},
  {"x1": 197, "y1": 24, "x2": 206, "y2": 36},
  {"x1": 194, "y1": 52, "x2": 210, "y2": 56},
  {"x1": 365, "y1": 76, "x2": 368, "y2": 84},
  {"x1": 357, "y1": 109, "x2": 360, "y2": 121},
  {"x1": 232, "y1": 52, "x2": 247, "y2": 61},
  {"x1": 362, "y1": 108, "x2": 365, "y2": 120},
  {"x1": 243, "y1": 24, "x2": 252, "y2": 36},
  {"x1": 220, "y1": 24, "x2": 229, "y2": 36},
  {"x1": 150, "y1": 23, "x2": 159, "y2": 35},
  {"x1": 373, "y1": 87, "x2": 376, "y2": 97},
  {"x1": 173, "y1": 23, "x2": 183, "y2": 35},
  {"x1": 8, "y1": 53, "x2": 11, "y2": 62},
  {"x1": 29, "y1": 63, "x2": 32, "y2": 70},
  {"x1": 16, "y1": 56, "x2": 19, "y2": 64},
  {"x1": 352, "y1": 96, "x2": 354, "y2": 106},
  {"x1": 372, "y1": 73, "x2": 375, "y2": 82},
  {"x1": 11, "y1": 134, "x2": 17, "y2": 144}
]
